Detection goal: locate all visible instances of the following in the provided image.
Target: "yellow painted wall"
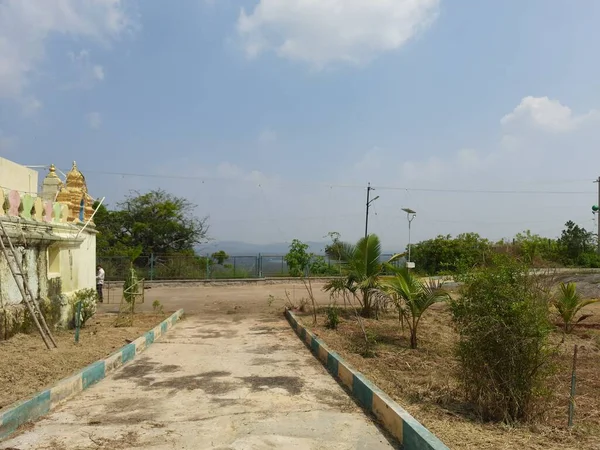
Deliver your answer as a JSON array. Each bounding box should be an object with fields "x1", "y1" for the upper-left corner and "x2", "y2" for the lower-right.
[
  {"x1": 49, "y1": 229, "x2": 97, "y2": 295},
  {"x1": 0, "y1": 157, "x2": 38, "y2": 193}
]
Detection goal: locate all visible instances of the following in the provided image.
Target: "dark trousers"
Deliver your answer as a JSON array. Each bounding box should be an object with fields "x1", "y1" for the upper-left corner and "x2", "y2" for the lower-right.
[{"x1": 96, "y1": 284, "x2": 103, "y2": 302}]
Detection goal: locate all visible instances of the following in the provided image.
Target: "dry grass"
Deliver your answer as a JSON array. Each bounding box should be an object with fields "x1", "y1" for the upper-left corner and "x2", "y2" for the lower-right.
[
  {"x1": 0, "y1": 312, "x2": 170, "y2": 411},
  {"x1": 299, "y1": 303, "x2": 600, "y2": 450}
]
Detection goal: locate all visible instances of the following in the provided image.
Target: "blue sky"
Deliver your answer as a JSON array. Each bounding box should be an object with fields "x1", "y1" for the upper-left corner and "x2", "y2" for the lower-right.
[{"x1": 2, "y1": 0, "x2": 600, "y2": 248}]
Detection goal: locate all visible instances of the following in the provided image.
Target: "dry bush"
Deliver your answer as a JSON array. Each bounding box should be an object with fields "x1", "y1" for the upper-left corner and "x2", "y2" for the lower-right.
[{"x1": 450, "y1": 256, "x2": 556, "y2": 422}]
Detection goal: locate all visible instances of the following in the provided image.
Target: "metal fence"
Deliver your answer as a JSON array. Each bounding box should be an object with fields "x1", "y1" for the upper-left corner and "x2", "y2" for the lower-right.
[{"x1": 97, "y1": 253, "x2": 403, "y2": 281}]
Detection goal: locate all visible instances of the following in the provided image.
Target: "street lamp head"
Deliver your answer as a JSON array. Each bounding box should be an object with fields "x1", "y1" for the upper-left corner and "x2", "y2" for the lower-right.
[{"x1": 402, "y1": 208, "x2": 416, "y2": 215}]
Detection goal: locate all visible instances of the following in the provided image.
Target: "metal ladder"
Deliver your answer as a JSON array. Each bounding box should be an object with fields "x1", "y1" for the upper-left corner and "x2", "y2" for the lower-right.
[{"x1": 0, "y1": 219, "x2": 57, "y2": 349}]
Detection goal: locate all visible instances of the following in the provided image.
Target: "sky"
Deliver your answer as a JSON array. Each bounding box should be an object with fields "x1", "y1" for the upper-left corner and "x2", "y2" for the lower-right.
[{"x1": 2, "y1": 0, "x2": 600, "y2": 250}]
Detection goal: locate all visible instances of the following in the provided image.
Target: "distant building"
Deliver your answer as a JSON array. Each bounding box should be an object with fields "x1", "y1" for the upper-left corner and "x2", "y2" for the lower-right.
[{"x1": 0, "y1": 158, "x2": 97, "y2": 339}]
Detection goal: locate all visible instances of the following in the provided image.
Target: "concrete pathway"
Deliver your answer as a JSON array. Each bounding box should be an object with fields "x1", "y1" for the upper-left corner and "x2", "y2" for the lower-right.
[{"x1": 3, "y1": 315, "x2": 397, "y2": 449}]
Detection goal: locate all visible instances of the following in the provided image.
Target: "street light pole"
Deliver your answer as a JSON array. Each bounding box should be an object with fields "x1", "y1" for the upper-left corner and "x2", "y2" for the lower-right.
[
  {"x1": 595, "y1": 177, "x2": 600, "y2": 255},
  {"x1": 402, "y1": 208, "x2": 417, "y2": 268},
  {"x1": 364, "y1": 183, "x2": 379, "y2": 239}
]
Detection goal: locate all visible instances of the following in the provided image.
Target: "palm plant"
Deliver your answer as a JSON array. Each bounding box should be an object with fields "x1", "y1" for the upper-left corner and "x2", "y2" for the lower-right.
[
  {"x1": 553, "y1": 282, "x2": 599, "y2": 333},
  {"x1": 380, "y1": 268, "x2": 449, "y2": 349},
  {"x1": 323, "y1": 234, "x2": 399, "y2": 318}
]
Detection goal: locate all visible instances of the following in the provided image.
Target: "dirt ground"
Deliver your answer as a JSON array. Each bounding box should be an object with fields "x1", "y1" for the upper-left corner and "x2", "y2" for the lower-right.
[
  {"x1": 297, "y1": 303, "x2": 600, "y2": 450},
  {"x1": 98, "y1": 280, "x2": 334, "y2": 317},
  {"x1": 0, "y1": 313, "x2": 168, "y2": 411}
]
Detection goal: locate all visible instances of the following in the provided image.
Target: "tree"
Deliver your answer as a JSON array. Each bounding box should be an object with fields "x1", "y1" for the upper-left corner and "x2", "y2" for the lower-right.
[
  {"x1": 324, "y1": 234, "x2": 400, "y2": 317},
  {"x1": 94, "y1": 189, "x2": 209, "y2": 257},
  {"x1": 285, "y1": 239, "x2": 312, "y2": 277},
  {"x1": 558, "y1": 220, "x2": 594, "y2": 265},
  {"x1": 211, "y1": 250, "x2": 229, "y2": 265},
  {"x1": 410, "y1": 233, "x2": 491, "y2": 275},
  {"x1": 553, "y1": 282, "x2": 599, "y2": 333},
  {"x1": 513, "y1": 230, "x2": 560, "y2": 265},
  {"x1": 379, "y1": 268, "x2": 449, "y2": 349}
]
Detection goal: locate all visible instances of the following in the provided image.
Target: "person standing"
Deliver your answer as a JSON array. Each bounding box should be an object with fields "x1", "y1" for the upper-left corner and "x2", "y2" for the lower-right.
[{"x1": 96, "y1": 265, "x2": 105, "y2": 303}]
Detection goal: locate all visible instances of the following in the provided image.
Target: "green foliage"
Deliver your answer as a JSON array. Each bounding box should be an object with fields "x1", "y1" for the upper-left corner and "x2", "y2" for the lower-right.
[
  {"x1": 94, "y1": 189, "x2": 209, "y2": 257},
  {"x1": 152, "y1": 300, "x2": 164, "y2": 315},
  {"x1": 411, "y1": 221, "x2": 599, "y2": 275},
  {"x1": 324, "y1": 231, "x2": 343, "y2": 259},
  {"x1": 513, "y1": 230, "x2": 560, "y2": 265},
  {"x1": 379, "y1": 268, "x2": 449, "y2": 349},
  {"x1": 211, "y1": 250, "x2": 229, "y2": 265},
  {"x1": 71, "y1": 288, "x2": 98, "y2": 328},
  {"x1": 449, "y1": 256, "x2": 554, "y2": 422},
  {"x1": 553, "y1": 282, "x2": 599, "y2": 333},
  {"x1": 285, "y1": 239, "x2": 312, "y2": 277},
  {"x1": 123, "y1": 264, "x2": 140, "y2": 304},
  {"x1": 323, "y1": 234, "x2": 400, "y2": 317},
  {"x1": 308, "y1": 255, "x2": 337, "y2": 276},
  {"x1": 558, "y1": 220, "x2": 595, "y2": 265},
  {"x1": 411, "y1": 233, "x2": 492, "y2": 275},
  {"x1": 325, "y1": 305, "x2": 340, "y2": 329}
]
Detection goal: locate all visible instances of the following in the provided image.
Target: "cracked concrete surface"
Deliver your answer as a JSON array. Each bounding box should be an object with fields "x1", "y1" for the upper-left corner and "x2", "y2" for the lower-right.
[{"x1": 2, "y1": 315, "x2": 398, "y2": 449}]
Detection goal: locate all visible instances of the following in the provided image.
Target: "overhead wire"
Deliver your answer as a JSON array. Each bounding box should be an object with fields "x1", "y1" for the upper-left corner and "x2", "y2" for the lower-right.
[{"x1": 71, "y1": 168, "x2": 595, "y2": 196}]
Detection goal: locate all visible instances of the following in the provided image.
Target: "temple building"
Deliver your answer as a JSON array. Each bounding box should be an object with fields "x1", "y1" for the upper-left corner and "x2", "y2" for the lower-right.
[{"x1": 0, "y1": 158, "x2": 98, "y2": 339}]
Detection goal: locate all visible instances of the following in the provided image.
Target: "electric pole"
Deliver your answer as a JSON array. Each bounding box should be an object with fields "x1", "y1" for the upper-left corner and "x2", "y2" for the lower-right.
[
  {"x1": 364, "y1": 183, "x2": 379, "y2": 239},
  {"x1": 595, "y1": 177, "x2": 600, "y2": 255}
]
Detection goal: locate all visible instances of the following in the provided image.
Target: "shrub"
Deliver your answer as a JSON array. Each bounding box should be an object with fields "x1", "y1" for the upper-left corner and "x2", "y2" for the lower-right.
[
  {"x1": 71, "y1": 288, "x2": 98, "y2": 328},
  {"x1": 325, "y1": 305, "x2": 340, "y2": 329},
  {"x1": 152, "y1": 300, "x2": 164, "y2": 315},
  {"x1": 450, "y1": 256, "x2": 554, "y2": 422}
]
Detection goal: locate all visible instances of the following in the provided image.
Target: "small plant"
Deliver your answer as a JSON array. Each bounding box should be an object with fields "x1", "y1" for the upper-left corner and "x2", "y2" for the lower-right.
[
  {"x1": 325, "y1": 305, "x2": 340, "y2": 329},
  {"x1": 553, "y1": 282, "x2": 599, "y2": 333},
  {"x1": 378, "y1": 268, "x2": 449, "y2": 349},
  {"x1": 267, "y1": 295, "x2": 275, "y2": 308},
  {"x1": 298, "y1": 298, "x2": 309, "y2": 312},
  {"x1": 152, "y1": 300, "x2": 164, "y2": 315},
  {"x1": 71, "y1": 288, "x2": 98, "y2": 328}
]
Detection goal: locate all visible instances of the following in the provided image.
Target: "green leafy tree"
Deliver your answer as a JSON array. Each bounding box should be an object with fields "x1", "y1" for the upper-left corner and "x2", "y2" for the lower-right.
[
  {"x1": 513, "y1": 230, "x2": 560, "y2": 265},
  {"x1": 94, "y1": 189, "x2": 209, "y2": 257},
  {"x1": 324, "y1": 234, "x2": 400, "y2": 317},
  {"x1": 379, "y1": 268, "x2": 449, "y2": 348},
  {"x1": 553, "y1": 282, "x2": 599, "y2": 333},
  {"x1": 558, "y1": 220, "x2": 594, "y2": 265},
  {"x1": 211, "y1": 250, "x2": 229, "y2": 265},
  {"x1": 285, "y1": 239, "x2": 312, "y2": 277},
  {"x1": 411, "y1": 233, "x2": 491, "y2": 275}
]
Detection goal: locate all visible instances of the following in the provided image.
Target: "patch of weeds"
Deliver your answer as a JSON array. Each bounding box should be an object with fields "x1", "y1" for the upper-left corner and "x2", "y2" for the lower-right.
[
  {"x1": 152, "y1": 300, "x2": 164, "y2": 315},
  {"x1": 298, "y1": 298, "x2": 309, "y2": 312},
  {"x1": 267, "y1": 295, "x2": 275, "y2": 308},
  {"x1": 325, "y1": 305, "x2": 340, "y2": 329},
  {"x1": 362, "y1": 329, "x2": 378, "y2": 358}
]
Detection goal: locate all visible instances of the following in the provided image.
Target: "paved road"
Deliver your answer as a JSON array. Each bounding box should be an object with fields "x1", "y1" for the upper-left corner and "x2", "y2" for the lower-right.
[{"x1": 3, "y1": 315, "x2": 397, "y2": 449}]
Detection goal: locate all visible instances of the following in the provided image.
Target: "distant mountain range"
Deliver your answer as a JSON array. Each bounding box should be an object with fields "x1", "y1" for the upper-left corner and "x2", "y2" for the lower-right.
[{"x1": 196, "y1": 240, "x2": 399, "y2": 256}]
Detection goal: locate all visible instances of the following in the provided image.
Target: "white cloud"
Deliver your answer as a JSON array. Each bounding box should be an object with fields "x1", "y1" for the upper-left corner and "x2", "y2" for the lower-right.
[
  {"x1": 87, "y1": 111, "x2": 102, "y2": 129},
  {"x1": 64, "y1": 50, "x2": 107, "y2": 89},
  {"x1": 19, "y1": 96, "x2": 43, "y2": 116},
  {"x1": 93, "y1": 64, "x2": 105, "y2": 81},
  {"x1": 0, "y1": 0, "x2": 133, "y2": 98},
  {"x1": 237, "y1": 0, "x2": 440, "y2": 68},
  {"x1": 258, "y1": 128, "x2": 277, "y2": 144},
  {"x1": 500, "y1": 96, "x2": 598, "y2": 133}
]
